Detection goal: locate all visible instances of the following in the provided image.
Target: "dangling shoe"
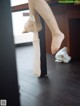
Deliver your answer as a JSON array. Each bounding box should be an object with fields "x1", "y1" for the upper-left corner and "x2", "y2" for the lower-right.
[
  {"x1": 23, "y1": 16, "x2": 42, "y2": 33},
  {"x1": 23, "y1": 18, "x2": 35, "y2": 33}
]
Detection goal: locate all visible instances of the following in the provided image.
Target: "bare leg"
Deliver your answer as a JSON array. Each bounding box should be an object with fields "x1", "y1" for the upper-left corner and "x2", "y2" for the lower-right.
[
  {"x1": 23, "y1": 1, "x2": 42, "y2": 77},
  {"x1": 29, "y1": 0, "x2": 64, "y2": 54}
]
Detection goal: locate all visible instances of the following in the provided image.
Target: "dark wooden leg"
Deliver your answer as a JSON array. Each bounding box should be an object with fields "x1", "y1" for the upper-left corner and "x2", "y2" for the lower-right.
[
  {"x1": 0, "y1": 0, "x2": 20, "y2": 105},
  {"x1": 39, "y1": 16, "x2": 47, "y2": 77}
]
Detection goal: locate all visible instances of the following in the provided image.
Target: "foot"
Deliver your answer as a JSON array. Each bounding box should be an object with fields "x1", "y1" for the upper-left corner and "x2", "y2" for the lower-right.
[
  {"x1": 23, "y1": 18, "x2": 35, "y2": 33},
  {"x1": 51, "y1": 32, "x2": 64, "y2": 54},
  {"x1": 23, "y1": 17, "x2": 42, "y2": 33}
]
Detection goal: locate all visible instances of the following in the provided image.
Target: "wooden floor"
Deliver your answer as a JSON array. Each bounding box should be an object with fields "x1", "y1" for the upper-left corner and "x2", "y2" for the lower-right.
[{"x1": 15, "y1": 45, "x2": 80, "y2": 106}]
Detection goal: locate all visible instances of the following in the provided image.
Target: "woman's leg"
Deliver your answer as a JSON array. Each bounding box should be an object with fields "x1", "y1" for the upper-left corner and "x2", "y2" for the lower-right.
[
  {"x1": 29, "y1": 0, "x2": 64, "y2": 54},
  {"x1": 24, "y1": 1, "x2": 42, "y2": 77}
]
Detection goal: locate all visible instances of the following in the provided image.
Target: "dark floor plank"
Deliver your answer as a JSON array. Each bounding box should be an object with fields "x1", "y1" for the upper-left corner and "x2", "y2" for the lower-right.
[{"x1": 15, "y1": 45, "x2": 80, "y2": 106}]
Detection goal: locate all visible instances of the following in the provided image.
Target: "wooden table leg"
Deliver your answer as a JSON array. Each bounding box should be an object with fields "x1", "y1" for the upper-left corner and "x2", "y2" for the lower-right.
[{"x1": 39, "y1": 16, "x2": 47, "y2": 77}]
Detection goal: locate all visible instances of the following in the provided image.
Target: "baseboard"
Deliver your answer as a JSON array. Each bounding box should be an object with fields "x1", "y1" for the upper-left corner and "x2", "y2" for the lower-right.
[{"x1": 15, "y1": 42, "x2": 33, "y2": 47}]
